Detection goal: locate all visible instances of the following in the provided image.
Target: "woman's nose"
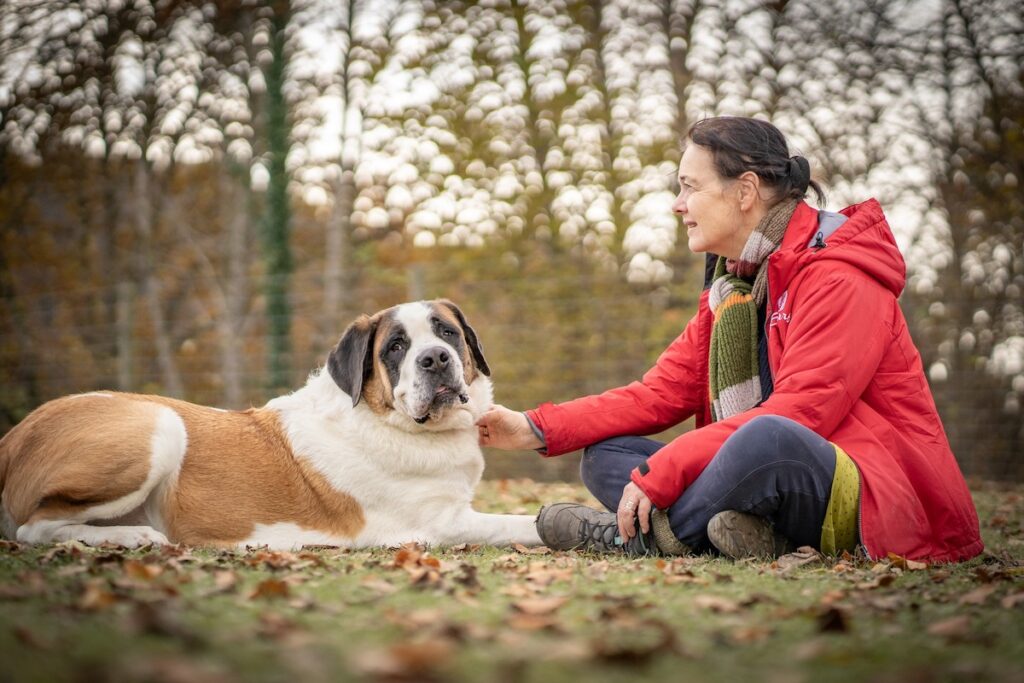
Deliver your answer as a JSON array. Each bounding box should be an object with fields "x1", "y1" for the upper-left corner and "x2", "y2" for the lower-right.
[{"x1": 672, "y1": 193, "x2": 687, "y2": 215}]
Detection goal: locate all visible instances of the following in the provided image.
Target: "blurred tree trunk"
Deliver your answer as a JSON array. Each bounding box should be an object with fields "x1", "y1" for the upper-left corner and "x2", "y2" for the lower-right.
[
  {"x1": 261, "y1": 7, "x2": 293, "y2": 393},
  {"x1": 661, "y1": 0, "x2": 700, "y2": 139},
  {"x1": 116, "y1": 280, "x2": 135, "y2": 392},
  {"x1": 134, "y1": 161, "x2": 184, "y2": 398},
  {"x1": 510, "y1": 0, "x2": 555, "y2": 252},
  {"x1": 220, "y1": 165, "x2": 251, "y2": 408},
  {"x1": 323, "y1": 168, "x2": 355, "y2": 334},
  {"x1": 322, "y1": 0, "x2": 359, "y2": 340}
]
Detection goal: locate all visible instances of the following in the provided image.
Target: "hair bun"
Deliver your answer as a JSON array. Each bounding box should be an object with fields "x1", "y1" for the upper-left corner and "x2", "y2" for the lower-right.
[{"x1": 787, "y1": 156, "x2": 811, "y2": 192}]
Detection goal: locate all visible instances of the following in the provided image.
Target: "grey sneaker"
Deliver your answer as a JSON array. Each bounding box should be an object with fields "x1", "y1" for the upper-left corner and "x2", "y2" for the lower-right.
[
  {"x1": 706, "y1": 510, "x2": 795, "y2": 559},
  {"x1": 535, "y1": 503, "x2": 657, "y2": 556}
]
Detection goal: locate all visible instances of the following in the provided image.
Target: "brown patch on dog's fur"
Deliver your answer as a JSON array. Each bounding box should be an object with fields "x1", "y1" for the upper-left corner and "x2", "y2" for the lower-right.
[
  {"x1": 152, "y1": 397, "x2": 365, "y2": 546},
  {"x1": 0, "y1": 395, "x2": 158, "y2": 526},
  {"x1": 0, "y1": 393, "x2": 366, "y2": 546},
  {"x1": 358, "y1": 311, "x2": 394, "y2": 415}
]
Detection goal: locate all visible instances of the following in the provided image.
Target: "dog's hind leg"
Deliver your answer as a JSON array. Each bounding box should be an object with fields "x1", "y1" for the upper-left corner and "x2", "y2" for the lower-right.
[{"x1": 12, "y1": 401, "x2": 186, "y2": 547}]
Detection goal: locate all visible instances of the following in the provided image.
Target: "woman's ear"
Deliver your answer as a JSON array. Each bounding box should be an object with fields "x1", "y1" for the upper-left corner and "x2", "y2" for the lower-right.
[{"x1": 736, "y1": 171, "x2": 763, "y2": 212}]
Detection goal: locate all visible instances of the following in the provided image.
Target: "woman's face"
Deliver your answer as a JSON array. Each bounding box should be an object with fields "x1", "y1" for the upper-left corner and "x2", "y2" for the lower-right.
[{"x1": 672, "y1": 145, "x2": 748, "y2": 259}]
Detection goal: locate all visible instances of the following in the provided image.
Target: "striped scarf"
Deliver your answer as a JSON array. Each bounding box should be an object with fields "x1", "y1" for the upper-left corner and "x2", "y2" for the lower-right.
[{"x1": 708, "y1": 199, "x2": 797, "y2": 421}]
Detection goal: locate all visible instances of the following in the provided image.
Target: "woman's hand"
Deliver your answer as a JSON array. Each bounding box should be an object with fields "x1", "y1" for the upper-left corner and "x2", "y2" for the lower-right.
[
  {"x1": 476, "y1": 404, "x2": 544, "y2": 450},
  {"x1": 617, "y1": 481, "x2": 653, "y2": 541}
]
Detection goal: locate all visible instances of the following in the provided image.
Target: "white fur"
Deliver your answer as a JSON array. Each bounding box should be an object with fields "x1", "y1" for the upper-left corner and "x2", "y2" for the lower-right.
[
  {"x1": 16, "y1": 406, "x2": 186, "y2": 546},
  {"x1": 391, "y1": 302, "x2": 469, "y2": 422},
  {"x1": 66, "y1": 392, "x2": 114, "y2": 400},
  {"x1": 262, "y1": 303, "x2": 542, "y2": 550},
  {"x1": 240, "y1": 522, "x2": 344, "y2": 549},
  {"x1": 10, "y1": 303, "x2": 542, "y2": 551}
]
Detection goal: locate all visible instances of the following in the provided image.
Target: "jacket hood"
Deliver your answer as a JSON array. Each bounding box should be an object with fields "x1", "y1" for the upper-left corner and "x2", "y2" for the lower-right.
[{"x1": 769, "y1": 199, "x2": 906, "y2": 298}]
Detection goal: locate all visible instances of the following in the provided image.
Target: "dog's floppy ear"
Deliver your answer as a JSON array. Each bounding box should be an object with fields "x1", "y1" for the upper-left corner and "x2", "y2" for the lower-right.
[
  {"x1": 327, "y1": 314, "x2": 378, "y2": 406},
  {"x1": 438, "y1": 299, "x2": 490, "y2": 377}
]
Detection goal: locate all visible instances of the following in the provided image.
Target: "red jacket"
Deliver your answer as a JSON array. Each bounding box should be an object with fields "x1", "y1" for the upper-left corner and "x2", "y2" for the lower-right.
[{"x1": 528, "y1": 200, "x2": 982, "y2": 563}]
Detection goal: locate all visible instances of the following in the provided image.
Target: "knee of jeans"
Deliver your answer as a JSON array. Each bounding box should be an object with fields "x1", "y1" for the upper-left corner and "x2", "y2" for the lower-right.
[
  {"x1": 580, "y1": 437, "x2": 628, "y2": 488},
  {"x1": 722, "y1": 415, "x2": 805, "y2": 465}
]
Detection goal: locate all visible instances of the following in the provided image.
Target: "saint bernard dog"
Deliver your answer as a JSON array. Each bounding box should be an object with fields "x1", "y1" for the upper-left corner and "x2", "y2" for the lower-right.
[{"x1": 0, "y1": 300, "x2": 542, "y2": 550}]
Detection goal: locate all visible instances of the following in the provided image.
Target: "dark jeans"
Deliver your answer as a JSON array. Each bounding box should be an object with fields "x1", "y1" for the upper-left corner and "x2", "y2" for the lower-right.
[{"x1": 580, "y1": 415, "x2": 837, "y2": 552}]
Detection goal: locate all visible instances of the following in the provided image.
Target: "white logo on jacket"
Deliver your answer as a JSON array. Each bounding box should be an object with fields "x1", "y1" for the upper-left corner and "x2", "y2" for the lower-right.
[
  {"x1": 770, "y1": 289, "x2": 792, "y2": 328},
  {"x1": 0, "y1": 300, "x2": 541, "y2": 550}
]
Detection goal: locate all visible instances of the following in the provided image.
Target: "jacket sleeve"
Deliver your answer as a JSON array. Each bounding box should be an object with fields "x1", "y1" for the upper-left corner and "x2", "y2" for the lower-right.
[
  {"x1": 631, "y1": 268, "x2": 895, "y2": 509},
  {"x1": 526, "y1": 308, "x2": 706, "y2": 457}
]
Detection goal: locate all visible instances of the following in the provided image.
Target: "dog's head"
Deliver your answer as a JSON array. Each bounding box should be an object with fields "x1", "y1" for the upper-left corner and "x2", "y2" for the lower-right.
[{"x1": 327, "y1": 300, "x2": 491, "y2": 430}]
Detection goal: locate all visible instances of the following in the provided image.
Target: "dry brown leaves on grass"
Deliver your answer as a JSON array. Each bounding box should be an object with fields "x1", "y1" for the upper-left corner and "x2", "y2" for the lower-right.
[{"x1": 1, "y1": 482, "x2": 1023, "y2": 682}]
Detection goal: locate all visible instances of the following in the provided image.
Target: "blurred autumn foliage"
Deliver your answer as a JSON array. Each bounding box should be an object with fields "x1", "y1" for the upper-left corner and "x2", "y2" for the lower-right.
[{"x1": 0, "y1": 0, "x2": 1021, "y2": 479}]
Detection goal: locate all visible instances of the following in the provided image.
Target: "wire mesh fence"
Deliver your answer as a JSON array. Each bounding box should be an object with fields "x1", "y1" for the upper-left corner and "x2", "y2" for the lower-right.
[{"x1": 0, "y1": 259, "x2": 1019, "y2": 482}]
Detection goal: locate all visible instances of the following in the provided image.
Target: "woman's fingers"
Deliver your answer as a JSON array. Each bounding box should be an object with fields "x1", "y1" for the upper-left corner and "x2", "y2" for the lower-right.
[
  {"x1": 475, "y1": 405, "x2": 541, "y2": 450},
  {"x1": 637, "y1": 496, "x2": 653, "y2": 535},
  {"x1": 617, "y1": 482, "x2": 652, "y2": 541}
]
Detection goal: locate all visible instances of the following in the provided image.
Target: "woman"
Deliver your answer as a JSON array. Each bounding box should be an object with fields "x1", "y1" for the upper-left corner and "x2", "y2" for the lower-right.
[{"x1": 476, "y1": 116, "x2": 982, "y2": 563}]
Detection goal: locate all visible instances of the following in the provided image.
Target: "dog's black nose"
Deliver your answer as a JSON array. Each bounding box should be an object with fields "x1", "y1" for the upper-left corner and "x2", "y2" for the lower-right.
[{"x1": 417, "y1": 347, "x2": 451, "y2": 373}]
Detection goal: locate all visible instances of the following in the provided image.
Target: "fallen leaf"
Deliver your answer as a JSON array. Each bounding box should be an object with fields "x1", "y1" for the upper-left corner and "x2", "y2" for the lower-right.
[
  {"x1": 855, "y1": 574, "x2": 896, "y2": 590},
  {"x1": 927, "y1": 615, "x2": 970, "y2": 640},
  {"x1": 775, "y1": 547, "x2": 822, "y2": 571},
  {"x1": 513, "y1": 544, "x2": 551, "y2": 555},
  {"x1": 356, "y1": 637, "x2": 459, "y2": 679},
  {"x1": 453, "y1": 563, "x2": 481, "y2": 591},
  {"x1": 360, "y1": 577, "x2": 398, "y2": 596},
  {"x1": 130, "y1": 602, "x2": 204, "y2": 648},
  {"x1": 249, "y1": 579, "x2": 290, "y2": 600},
  {"x1": 123, "y1": 559, "x2": 163, "y2": 581},
  {"x1": 886, "y1": 552, "x2": 927, "y2": 571},
  {"x1": 816, "y1": 606, "x2": 850, "y2": 633},
  {"x1": 959, "y1": 585, "x2": 998, "y2": 606},
  {"x1": 258, "y1": 612, "x2": 300, "y2": 641},
  {"x1": 591, "y1": 619, "x2": 679, "y2": 663},
  {"x1": 12, "y1": 626, "x2": 49, "y2": 650},
  {"x1": 693, "y1": 594, "x2": 740, "y2": 614},
  {"x1": 491, "y1": 554, "x2": 523, "y2": 572},
  {"x1": 448, "y1": 543, "x2": 482, "y2": 553},
  {"x1": 41, "y1": 541, "x2": 87, "y2": 564},
  {"x1": 511, "y1": 596, "x2": 568, "y2": 616},
  {"x1": 738, "y1": 593, "x2": 778, "y2": 608},
  {"x1": 727, "y1": 624, "x2": 774, "y2": 644},
  {"x1": 77, "y1": 581, "x2": 118, "y2": 611},
  {"x1": 501, "y1": 583, "x2": 539, "y2": 599},
  {"x1": 818, "y1": 589, "x2": 848, "y2": 606},
  {"x1": 213, "y1": 570, "x2": 240, "y2": 593},
  {"x1": 506, "y1": 613, "x2": 561, "y2": 631},
  {"x1": 1000, "y1": 592, "x2": 1024, "y2": 609}
]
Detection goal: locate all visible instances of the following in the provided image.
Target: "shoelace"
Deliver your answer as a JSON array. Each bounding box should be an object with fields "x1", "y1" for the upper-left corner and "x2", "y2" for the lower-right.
[{"x1": 579, "y1": 518, "x2": 620, "y2": 551}]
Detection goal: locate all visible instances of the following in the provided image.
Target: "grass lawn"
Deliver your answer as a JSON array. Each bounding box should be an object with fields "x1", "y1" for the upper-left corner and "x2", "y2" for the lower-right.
[{"x1": 1, "y1": 478, "x2": 1022, "y2": 683}]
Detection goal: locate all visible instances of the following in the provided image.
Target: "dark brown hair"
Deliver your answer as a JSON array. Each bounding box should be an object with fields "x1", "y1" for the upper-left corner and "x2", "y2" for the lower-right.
[{"x1": 683, "y1": 117, "x2": 826, "y2": 206}]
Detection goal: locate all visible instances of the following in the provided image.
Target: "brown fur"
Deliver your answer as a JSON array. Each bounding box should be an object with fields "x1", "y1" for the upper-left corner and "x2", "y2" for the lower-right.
[
  {"x1": 360, "y1": 311, "x2": 395, "y2": 416},
  {"x1": 0, "y1": 393, "x2": 366, "y2": 546},
  {"x1": 432, "y1": 301, "x2": 479, "y2": 385},
  {"x1": 0, "y1": 395, "x2": 156, "y2": 525}
]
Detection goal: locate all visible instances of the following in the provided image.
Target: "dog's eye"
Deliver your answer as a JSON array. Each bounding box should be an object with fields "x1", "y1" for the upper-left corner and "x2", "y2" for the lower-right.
[
  {"x1": 442, "y1": 328, "x2": 455, "y2": 338},
  {"x1": 389, "y1": 340, "x2": 404, "y2": 353}
]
